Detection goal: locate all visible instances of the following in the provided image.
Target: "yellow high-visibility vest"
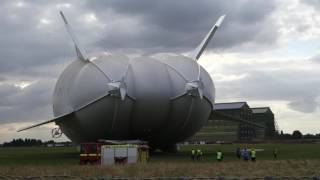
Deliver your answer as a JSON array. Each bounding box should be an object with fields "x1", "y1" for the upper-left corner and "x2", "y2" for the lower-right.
[
  {"x1": 251, "y1": 150, "x2": 256, "y2": 158},
  {"x1": 217, "y1": 152, "x2": 222, "y2": 159},
  {"x1": 197, "y1": 149, "x2": 201, "y2": 155}
]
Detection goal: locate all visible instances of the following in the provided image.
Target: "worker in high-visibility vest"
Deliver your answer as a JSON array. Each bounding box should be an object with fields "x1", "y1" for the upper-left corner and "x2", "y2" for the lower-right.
[
  {"x1": 273, "y1": 148, "x2": 278, "y2": 159},
  {"x1": 196, "y1": 149, "x2": 202, "y2": 161},
  {"x1": 250, "y1": 148, "x2": 256, "y2": 161},
  {"x1": 191, "y1": 149, "x2": 196, "y2": 161},
  {"x1": 216, "y1": 150, "x2": 223, "y2": 161},
  {"x1": 140, "y1": 150, "x2": 147, "y2": 163}
]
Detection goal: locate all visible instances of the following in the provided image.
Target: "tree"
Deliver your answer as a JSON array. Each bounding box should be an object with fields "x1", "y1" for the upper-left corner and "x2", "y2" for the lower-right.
[
  {"x1": 2, "y1": 138, "x2": 43, "y2": 147},
  {"x1": 292, "y1": 130, "x2": 303, "y2": 139}
]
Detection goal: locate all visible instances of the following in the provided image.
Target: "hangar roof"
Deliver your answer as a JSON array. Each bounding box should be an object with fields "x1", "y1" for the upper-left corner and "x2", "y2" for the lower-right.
[
  {"x1": 213, "y1": 102, "x2": 247, "y2": 110},
  {"x1": 251, "y1": 107, "x2": 271, "y2": 114}
]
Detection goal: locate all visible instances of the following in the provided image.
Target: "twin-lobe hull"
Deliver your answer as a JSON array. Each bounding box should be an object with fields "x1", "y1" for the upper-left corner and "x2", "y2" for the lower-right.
[{"x1": 53, "y1": 53, "x2": 215, "y2": 148}]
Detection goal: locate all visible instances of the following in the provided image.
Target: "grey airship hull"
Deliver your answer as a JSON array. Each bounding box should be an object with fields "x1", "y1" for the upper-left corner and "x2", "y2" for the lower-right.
[{"x1": 53, "y1": 53, "x2": 214, "y2": 148}]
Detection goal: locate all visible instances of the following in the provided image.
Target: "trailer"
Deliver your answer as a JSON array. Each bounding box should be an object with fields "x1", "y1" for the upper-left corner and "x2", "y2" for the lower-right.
[
  {"x1": 101, "y1": 144, "x2": 149, "y2": 165},
  {"x1": 79, "y1": 140, "x2": 149, "y2": 165}
]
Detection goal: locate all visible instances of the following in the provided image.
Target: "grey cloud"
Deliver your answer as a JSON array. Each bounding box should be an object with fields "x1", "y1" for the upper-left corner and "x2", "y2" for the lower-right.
[
  {"x1": 213, "y1": 63, "x2": 320, "y2": 113},
  {"x1": 0, "y1": 79, "x2": 55, "y2": 123},
  {"x1": 85, "y1": 0, "x2": 278, "y2": 52},
  {"x1": 0, "y1": 0, "x2": 279, "y2": 75},
  {"x1": 310, "y1": 54, "x2": 320, "y2": 63},
  {"x1": 301, "y1": 0, "x2": 320, "y2": 10},
  {"x1": 288, "y1": 97, "x2": 318, "y2": 113},
  {"x1": 0, "y1": 76, "x2": 6, "y2": 82},
  {"x1": 1, "y1": 80, "x2": 54, "y2": 107},
  {"x1": 0, "y1": 1, "x2": 75, "y2": 74},
  {"x1": 0, "y1": 83, "x2": 20, "y2": 98}
]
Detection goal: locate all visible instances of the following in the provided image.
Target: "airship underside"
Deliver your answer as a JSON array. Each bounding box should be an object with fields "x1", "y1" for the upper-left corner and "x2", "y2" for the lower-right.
[{"x1": 19, "y1": 11, "x2": 226, "y2": 151}]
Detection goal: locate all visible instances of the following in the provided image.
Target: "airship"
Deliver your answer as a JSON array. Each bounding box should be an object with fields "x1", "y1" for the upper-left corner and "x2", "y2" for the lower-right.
[{"x1": 19, "y1": 11, "x2": 225, "y2": 151}]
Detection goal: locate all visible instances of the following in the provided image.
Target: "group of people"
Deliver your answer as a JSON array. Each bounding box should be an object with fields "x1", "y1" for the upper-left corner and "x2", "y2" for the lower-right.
[
  {"x1": 190, "y1": 147, "x2": 278, "y2": 162},
  {"x1": 190, "y1": 148, "x2": 225, "y2": 161},
  {"x1": 191, "y1": 149, "x2": 204, "y2": 161},
  {"x1": 213, "y1": 148, "x2": 256, "y2": 162},
  {"x1": 236, "y1": 147, "x2": 256, "y2": 161}
]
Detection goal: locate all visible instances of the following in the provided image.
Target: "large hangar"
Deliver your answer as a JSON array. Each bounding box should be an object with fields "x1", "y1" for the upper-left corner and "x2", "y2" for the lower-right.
[
  {"x1": 189, "y1": 102, "x2": 277, "y2": 143},
  {"x1": 251, "y1": 107, "x2": 278, "y2": 139}
]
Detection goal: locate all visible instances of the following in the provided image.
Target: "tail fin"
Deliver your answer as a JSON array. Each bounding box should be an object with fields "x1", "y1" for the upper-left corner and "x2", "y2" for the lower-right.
[
  {"x1": 59, "y1": 10, "x2": 88, "y2": 61},
  {"x1": 17, "y1": 112, "x2": 73, "y2": 132},
  {"x1": 189, "y1": 15, "x2": 225, "y2": 61}
]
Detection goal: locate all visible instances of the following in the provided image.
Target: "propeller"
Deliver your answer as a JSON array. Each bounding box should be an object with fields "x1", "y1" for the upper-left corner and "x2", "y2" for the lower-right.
[
  {"x1": 185, "y1": 80, "x2": 204, "y2": 99},
  {"x1": 107, "y1": 79, "x2": 127, "y2": 101}
]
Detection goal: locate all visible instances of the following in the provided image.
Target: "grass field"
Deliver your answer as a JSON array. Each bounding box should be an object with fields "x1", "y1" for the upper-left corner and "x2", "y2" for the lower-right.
[{"x1": 0, "y1": 143, "x2": 320, "y2": 177}]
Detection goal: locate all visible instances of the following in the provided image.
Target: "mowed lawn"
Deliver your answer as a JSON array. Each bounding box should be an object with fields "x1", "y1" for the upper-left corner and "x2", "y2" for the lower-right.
[
  {"x1": 0, "y1": 143, "x2": 320, "y2": 165},
  {"x1": 0, "y1": 144, "x2": 320, "y2": 177},
  {"x1": 0, "y1": 146, "x2": 78, "y2": 165}
]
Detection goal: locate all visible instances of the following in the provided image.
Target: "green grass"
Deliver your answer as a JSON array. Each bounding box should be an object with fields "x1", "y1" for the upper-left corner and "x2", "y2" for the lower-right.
[
  {"x1": 0, "y1": 144, "x2": 320, "y2": 177},
  {"x1": 0, "y1": 143, "x2": 320, "y2": 165},
  {"x1": 0, "y1": 147, "x2": 78, "y2": 165}
]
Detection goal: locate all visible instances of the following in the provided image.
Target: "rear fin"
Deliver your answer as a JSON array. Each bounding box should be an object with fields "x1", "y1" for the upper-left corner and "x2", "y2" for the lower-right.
[
  {"x1": 17, "y1": 113, "x2": 73, "y2": 132},
  {"x1": 18, "y1": 92, "x2": 111, "y2": 132},
  {"x1": 59, "y1": 10, "x2": 88, "y2": 61},
  {"x1": 189, "y1": 15, "x2": 225, "y2": 61}
]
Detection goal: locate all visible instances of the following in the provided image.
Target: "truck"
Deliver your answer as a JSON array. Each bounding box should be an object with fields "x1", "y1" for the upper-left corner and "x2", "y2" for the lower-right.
[{"x1": 79, "y1": 140, "x2": 149, "y2": 165}]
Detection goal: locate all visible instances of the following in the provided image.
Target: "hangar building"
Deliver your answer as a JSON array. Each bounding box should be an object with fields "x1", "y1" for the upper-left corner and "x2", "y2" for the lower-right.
[
  {"x1": 251, "y1": 107, "x2": 277, "y2": 139},
  {"x1": 189, "y1": 102, "x2": 277, "y2": 143}
]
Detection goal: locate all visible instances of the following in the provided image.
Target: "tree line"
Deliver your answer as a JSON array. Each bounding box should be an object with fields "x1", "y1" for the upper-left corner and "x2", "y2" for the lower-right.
[
  {"x1": 1, "y1": 131, "x2": 319, "y2": 147},
  {"x1": 0, "y1": 139, "x2": 71, "y2": 147},
  {"x1": 276, "y1": 130, "x2": 320, "y2": 139}
]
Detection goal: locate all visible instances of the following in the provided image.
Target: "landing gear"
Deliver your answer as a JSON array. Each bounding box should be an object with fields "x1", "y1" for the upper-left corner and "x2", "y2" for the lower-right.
[
  {"x1": 150, "y1": 144, "x2": 178, "y2": 153},
  {"x1": 161, "y1": 144, "x2": 178, "y2": 153}
]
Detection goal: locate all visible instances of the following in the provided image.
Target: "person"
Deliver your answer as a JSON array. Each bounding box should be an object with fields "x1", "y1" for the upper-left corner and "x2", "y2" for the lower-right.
[
  {"x1": 273, "y1": 148, "x2": 278, "y2": 159},
  {"x1": 236, "y1": 147, "x2": 241, "y2": 159},
  {"x1": 196, "y1": 149, "x2": 202, "y2": 161},
  {"x1": 242, "y1": 148, "x2": 249, "y2": 161},
  {"x1": 191, "y1": 149, "x2": 196, "y2": 161},
  {"x1": 250, "y1": 148, "x2": 256, "y2": 161},
  {"x1": 216, "y1": 150, "x2": 223, "y2": 161},
  {"x1": 200, "y1": 150, "x2": 203, "y2": 160}
]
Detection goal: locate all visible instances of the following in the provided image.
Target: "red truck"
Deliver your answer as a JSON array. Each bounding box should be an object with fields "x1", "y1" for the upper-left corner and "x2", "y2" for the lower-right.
[{"x1": 79, "y1": 142, "x2": 104, "y2": 165}]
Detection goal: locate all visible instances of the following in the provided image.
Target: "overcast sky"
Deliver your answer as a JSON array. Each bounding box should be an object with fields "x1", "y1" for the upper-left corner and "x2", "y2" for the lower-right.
[{"x1": 0, "y1": 0, "x2": 320, "y2": 143}]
